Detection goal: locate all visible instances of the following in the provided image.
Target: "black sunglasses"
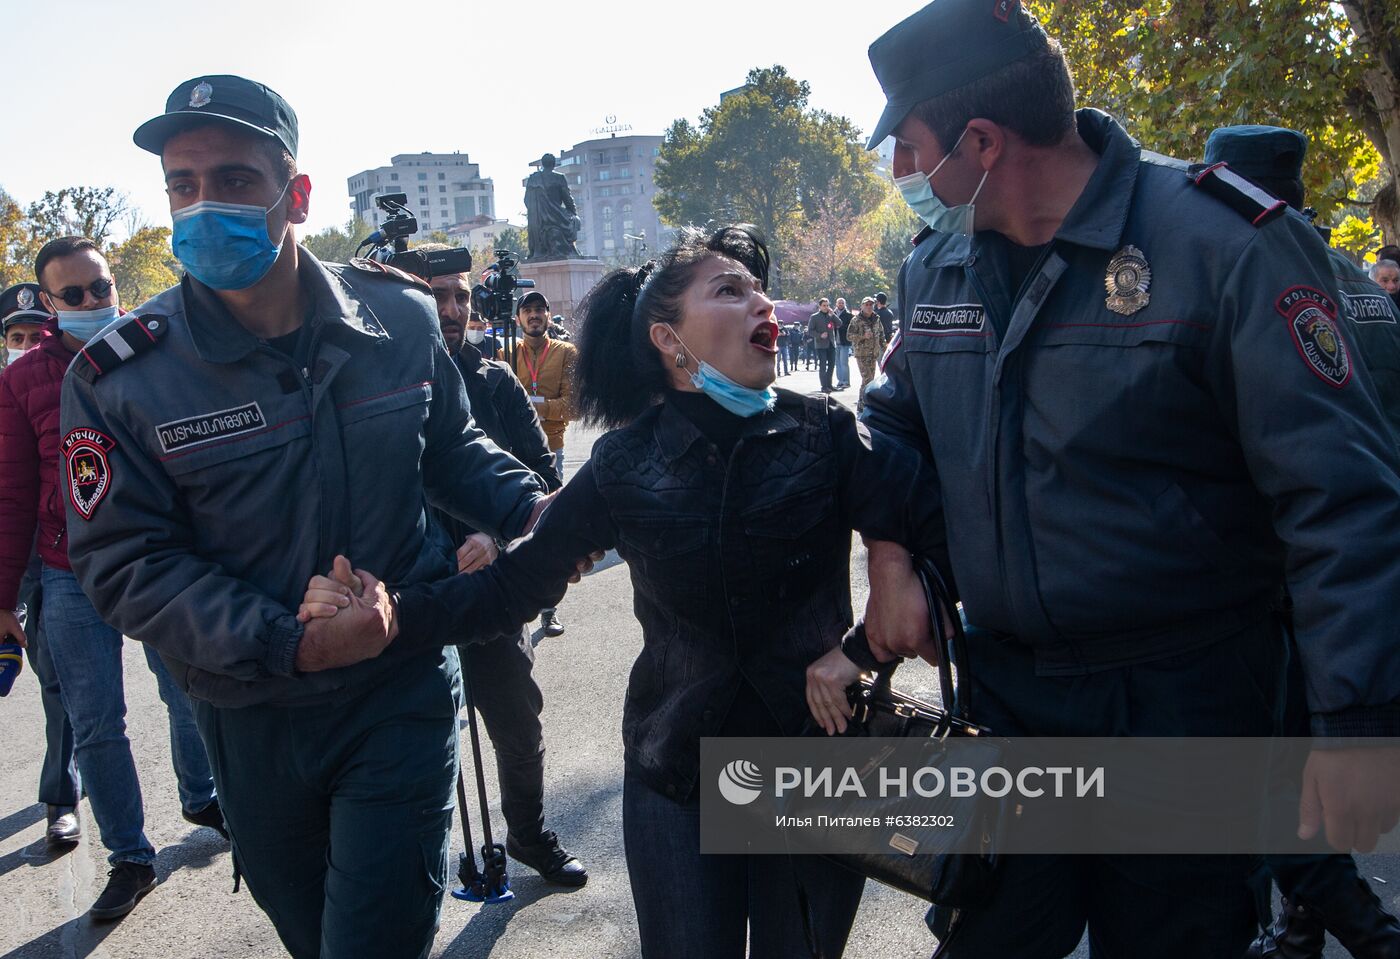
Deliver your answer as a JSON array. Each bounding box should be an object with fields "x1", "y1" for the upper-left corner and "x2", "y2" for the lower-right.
[{"x1": 48, "y1": 278, "x2": 114, "y2": 307}]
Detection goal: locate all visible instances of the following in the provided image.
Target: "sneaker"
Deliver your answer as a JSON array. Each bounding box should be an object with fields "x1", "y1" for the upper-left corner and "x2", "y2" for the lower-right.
[
  {"x1": 182, "y1": 798, "x2": 230, "y2": 840},
  {"x1": 506, "y1": 830, "x2": 587, "y2": 886},
  {"x1": 89, "y1": 862, "x2": 157, "y2": 920},
  {"x1": 540, "y1": 610, "x2": 566, "y2": 638},
  {"x1": 46, "y1": 805, "x2": 81, "y2": 845}
]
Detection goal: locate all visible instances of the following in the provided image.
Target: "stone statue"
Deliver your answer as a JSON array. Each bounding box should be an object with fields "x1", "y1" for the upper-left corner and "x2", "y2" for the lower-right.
[{"x1": 524, "y1": 153, "x2": 581, "y2": 260}]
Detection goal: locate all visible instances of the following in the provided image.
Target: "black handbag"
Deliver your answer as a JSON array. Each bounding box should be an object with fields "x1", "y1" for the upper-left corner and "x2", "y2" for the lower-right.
[{"x1": 815, "y1": 557, "x2": 1006, "y2": 908}]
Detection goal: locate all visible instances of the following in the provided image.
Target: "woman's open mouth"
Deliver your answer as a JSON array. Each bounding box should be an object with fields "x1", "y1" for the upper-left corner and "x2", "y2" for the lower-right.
[{"x1": 749, "y1": 321, "x2": 779, "y2": 354}]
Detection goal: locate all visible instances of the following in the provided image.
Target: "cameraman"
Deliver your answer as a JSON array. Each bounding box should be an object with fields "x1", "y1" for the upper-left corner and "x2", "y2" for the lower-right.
[{"x1": 423, "y1": 252, "x2": 587, "y2": 886}]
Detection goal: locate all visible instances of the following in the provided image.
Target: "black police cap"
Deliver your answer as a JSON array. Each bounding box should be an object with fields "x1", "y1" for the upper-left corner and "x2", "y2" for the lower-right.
[
  {"x1": 866, "y1": 0, "x2": 1048, "y2": 149},
  {"x1": 1, "y1": 283, "x2": 52, "y2": 331},
  {"x1": 1203, "y1": 125, "x2": 1307, "y2": 184},
  {"x1": 134, "y1": 75, "x2": 298, "y2": 158}
]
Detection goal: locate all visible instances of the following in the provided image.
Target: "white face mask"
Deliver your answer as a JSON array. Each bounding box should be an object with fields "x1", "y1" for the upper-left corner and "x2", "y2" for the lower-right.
[
  {"x1": 6, "y1": 347, "x2": 28, "y2": 365},
  {"x1": 465, "y1": 329, "x2": 486, "y2": 346}
]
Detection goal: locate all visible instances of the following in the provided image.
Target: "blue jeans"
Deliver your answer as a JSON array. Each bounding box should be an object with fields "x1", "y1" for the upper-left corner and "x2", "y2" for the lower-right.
[
  {"x1": 623, "y1": 770, "x2": 863, "y2": 958},
  {"x1": 553, "y1": 447, "x2": 566, "y2": 482},
  {"x1": 40, "y1": 566, "x2": 216, "y2": 865},
  {"x1": 19, "y1": 557, "x2": 80, "y2": 807},
  {"x1": 835, "y1": 344, "x2": 852, "y2": 387}
]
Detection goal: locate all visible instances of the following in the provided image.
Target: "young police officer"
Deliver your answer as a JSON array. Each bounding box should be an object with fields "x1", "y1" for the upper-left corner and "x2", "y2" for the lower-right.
[
  {"x1": 856, "y1": 2, "x2": 1400, "y2": 956},
  {"x1": 60, "y1": 76, "x2": 548, "y2": 958}
]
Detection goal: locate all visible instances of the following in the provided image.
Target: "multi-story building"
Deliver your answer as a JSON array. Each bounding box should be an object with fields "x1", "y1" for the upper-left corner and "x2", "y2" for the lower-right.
[
  {"x1": 528, "y1": 133, "x2": 674, "y2": 262},
  {"x1": 347, "y1": 152, "x2": 495, "y2": 234}
]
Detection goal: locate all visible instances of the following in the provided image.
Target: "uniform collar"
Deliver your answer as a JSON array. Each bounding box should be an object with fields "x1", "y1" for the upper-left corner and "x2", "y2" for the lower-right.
[
  {"x1": 183, "y1": 247, "x2": 387, "y2": 364},
  {"x1": 655, "y1": 391, "x2": 801, "y2": 463},
  {"x1": 1048, "y1": 109, "x2": 1140, "y2": 251}
]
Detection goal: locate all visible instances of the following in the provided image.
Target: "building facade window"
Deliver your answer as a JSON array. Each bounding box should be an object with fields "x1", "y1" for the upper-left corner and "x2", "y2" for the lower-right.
[
  {"x1": 598, "y1": 170, "x2": 610, "y2": 181},
  {"x1": 418, "y1": 173, "x2": 427, "y2": 180}
]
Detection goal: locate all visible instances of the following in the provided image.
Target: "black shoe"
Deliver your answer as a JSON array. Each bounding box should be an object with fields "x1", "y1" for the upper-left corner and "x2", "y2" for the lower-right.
[
  {"x1": 1246, "y1": 897, "x2": 1325, "y2": 958},
  {"x1": 46, "y1": 805, "x2": 81, "y2": 845},
  {"x1": 540, "y1": 610, "x2": 566, "y2": 638},
  {"x1": 182, "y1": 798, "x2": 230, "y2": 840},
  {"x1": 89, "y1": 862, "x2": 157, "y2": 920},
  {"x1": 1314, "y1": 877, "x2": 1400, "y2": 959},
  {"x1": 506, "y1": 830, "x2": 587, "y2": 886}
]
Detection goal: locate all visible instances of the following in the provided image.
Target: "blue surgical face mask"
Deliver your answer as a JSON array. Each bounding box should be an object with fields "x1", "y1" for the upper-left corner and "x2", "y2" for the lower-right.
[
  {"x1": 893, "y1": 127, "x2": 988, "y2": 236},
  {"x1": 171, "y1": 180, "x2": 291, "y2": 290},
  {"x1": 54, "y1": 305, "x2": 121, "y2": 342},
  {"x1": 667, "y1": 326, "x2": 777, "y2": 418}
]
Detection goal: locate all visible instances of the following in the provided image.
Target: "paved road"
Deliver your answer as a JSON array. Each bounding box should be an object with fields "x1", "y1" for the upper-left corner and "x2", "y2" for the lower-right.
[{"x1": 3, "y1": 365, "x2": 1395, "y2": 958}]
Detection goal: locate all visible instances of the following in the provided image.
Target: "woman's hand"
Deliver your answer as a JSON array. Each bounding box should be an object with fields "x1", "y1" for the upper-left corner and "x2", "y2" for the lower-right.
[{"x1": 806, "y1": 648, "x2": 862, "y2": 736}]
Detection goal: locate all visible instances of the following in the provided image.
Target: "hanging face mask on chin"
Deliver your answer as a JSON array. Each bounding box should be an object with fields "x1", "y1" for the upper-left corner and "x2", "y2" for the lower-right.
[
  {"x1": 666, "y1": 326, "x2": 777, "y2": 418},
  {"x1": 893, "y1": 127, "x2": 988, "y2": 237},
  {"x1": 171, "y1": 180, "x2": 292, "y2": 291},
  {"x1": 55, "y1": 305, "x2": 121, "y2": 342}
]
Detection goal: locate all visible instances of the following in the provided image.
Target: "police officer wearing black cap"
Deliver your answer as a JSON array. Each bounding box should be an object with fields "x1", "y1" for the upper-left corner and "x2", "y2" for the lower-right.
[
  {"x1": 61, "y1": 75, "x2": 549, "y2": 958},
  {"x1": 1201, "y1": 124, "x2": 1400, "y2": 959},
  {"x1": 1204, "y1": 125, "x2": 1400, "y2": 434},
  {"x1": 855, "y1": 1, "x2": 1400, "y2": 955},
  {"x1": 1, "y1": 283, "x2": 50, "y2": 370}
]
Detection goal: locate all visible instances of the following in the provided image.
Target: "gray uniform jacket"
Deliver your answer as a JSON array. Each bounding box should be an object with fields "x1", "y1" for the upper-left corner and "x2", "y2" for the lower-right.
[
  {"x1": 864, "y1": 110, "x2": 1400, "y2": 736},
  {"x1": 60, "y1": 250, "x2": 546, "y2": 708}
]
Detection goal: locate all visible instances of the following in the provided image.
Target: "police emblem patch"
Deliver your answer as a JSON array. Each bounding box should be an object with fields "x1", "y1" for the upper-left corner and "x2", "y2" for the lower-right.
[
  {"x1": 16, "y1": 287, "x2": 34, "y2": 310},
  {"x1": 1278, "y1": 286, "x2": 1351, "y2": 388},
  {"x1": 1105, "y1": 246, "x2": 1151, "y2": 315},
  {"x1": 63, "y1": 428, "x2": 116, "y2": 520},
  {"x1": 992, "y1": 0, "x2": 1015, "y2": 22},
  {"x1": 189, "y1": 81, "x2": 213, "y2": 109}
]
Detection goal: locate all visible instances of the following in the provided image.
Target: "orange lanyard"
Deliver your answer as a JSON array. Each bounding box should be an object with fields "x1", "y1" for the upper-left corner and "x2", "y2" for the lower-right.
[{"x1": 520, "y1": 339, "x2": 552, "y2": 395}]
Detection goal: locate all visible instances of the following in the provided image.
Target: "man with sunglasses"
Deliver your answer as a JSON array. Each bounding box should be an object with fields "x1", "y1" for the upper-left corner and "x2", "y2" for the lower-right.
[
  {"x1": 60, "y1": 75, "x2": 550, "y2": 958},
  {"x1": 1, "y1": 238, "x2": 226, "y2": 921}
]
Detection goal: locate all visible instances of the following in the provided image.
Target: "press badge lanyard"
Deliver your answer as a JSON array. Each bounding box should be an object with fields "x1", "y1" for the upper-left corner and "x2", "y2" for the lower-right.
[{"x1": 520, "y1": 339, "x2": 552, "y2": 395}]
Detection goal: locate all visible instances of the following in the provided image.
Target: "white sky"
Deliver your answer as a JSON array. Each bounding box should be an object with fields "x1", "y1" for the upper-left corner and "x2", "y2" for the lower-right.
[{"x1": 0, "y1": 0, "x2": 918, "y2": 239}]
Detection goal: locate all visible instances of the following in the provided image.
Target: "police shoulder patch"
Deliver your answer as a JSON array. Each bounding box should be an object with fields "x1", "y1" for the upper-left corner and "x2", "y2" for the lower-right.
[
  {"x1": 72, "y1": 314, "x2": 168, "y2": 384},
  {"x1": 346, "y1": 257, "x2": 431, "y2": 290},
  {"x1": 63, "y1": 427, "x2": 116, "y2": 520},
  {"x1": 1277, "y1": 286, "x2": 1351, "y2": 388},
  {"x1": 1341, "y1": 291, "x2": 1398, "y2": 326}
]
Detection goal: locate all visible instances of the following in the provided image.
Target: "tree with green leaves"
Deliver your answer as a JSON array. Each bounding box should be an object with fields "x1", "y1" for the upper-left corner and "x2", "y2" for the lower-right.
[
  {"x1": 1031, "y1": 0, "x2": 1400, "y2": 251},
  {"x1": 654, "y1": 65, "x2": 883, "y2": 294},
  {"x1": 108, "y1": 226, "x2": 180, "y2": 306},
  {"x1": 302, "y1": 218, "x2": 368, "y2": 265},
  {"x1": 25, "y1": 187, "x2": 129, "y2": 248}
]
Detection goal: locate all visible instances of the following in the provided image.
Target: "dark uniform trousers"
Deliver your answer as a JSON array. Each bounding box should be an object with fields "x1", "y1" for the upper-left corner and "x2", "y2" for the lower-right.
[
  {"x1": 191, "y1": 651, "x2": 461, "y2": 959},
  {"x1": 931, "y1": 617, "x2": 1287, "y2": 958},
  {"x1": 457, "y1": 628, "x2": 546, "y2": 842}
]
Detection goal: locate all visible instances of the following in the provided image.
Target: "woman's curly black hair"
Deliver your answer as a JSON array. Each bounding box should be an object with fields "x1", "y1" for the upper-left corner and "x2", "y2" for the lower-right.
[{"x1": 573, "y1": 224, "x2": 770, "y2": 428}]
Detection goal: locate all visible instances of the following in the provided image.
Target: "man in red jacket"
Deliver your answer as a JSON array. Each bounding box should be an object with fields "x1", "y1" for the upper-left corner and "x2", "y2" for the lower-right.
[{"x1": 0, "y1": 238, "x2": 223, "y2": 920}]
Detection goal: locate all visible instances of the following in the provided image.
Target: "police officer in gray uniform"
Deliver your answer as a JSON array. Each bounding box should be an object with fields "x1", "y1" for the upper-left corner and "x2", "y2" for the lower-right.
[
  {"x1": 1201, "y1": 124, "x2": 1400, "y2": 959},
  {"x1": 856, "y1": 2, "x2": 1400, "y2": 956},
  {"x1": 61, "y1": 75, "x2": 548, "y2": 959}
]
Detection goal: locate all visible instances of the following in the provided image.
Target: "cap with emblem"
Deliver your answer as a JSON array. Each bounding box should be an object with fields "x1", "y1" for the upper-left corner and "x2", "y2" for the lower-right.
[
  {"x1": 516, "y1": 291, "x2": 549, "y2": 314},
  {"x1": 865, "y1": 0, "x2": 1048, "y2": 149},
  {"x1": 133, "y1": 75, "x2": 298, "y2": 158},
  {"x1": 1, "y1": 283, "x2": 52, "y2": 331},
  {"x1": 1203, "y1": 125, "x2": 1307, "y2": 210}
]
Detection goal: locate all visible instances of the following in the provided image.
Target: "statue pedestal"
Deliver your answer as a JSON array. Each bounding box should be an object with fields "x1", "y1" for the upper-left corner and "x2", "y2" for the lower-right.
[{"x1": 518, "y1": 258, "x2": 607, "y2": 322}]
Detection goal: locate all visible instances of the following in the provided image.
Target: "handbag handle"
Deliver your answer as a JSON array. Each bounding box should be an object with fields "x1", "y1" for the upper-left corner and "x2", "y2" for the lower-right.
[{"x1": 912, "y1": 556, "x2": 973, "y2": 724}]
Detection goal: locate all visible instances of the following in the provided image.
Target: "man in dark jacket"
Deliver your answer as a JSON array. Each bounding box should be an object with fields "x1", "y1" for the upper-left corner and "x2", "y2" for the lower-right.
[
  {"x1": 808, "y1": 298, "x2": 838, "y2": 392},
  {"x1": 833, "y1": 297, "x2": 854, "y2": 389},
  {"x1": 427, "y1": 267, "x2": 586, "y2": 885},
  {"x1": 1, "y1": 251, "x2": 224, "y2": 923}
]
